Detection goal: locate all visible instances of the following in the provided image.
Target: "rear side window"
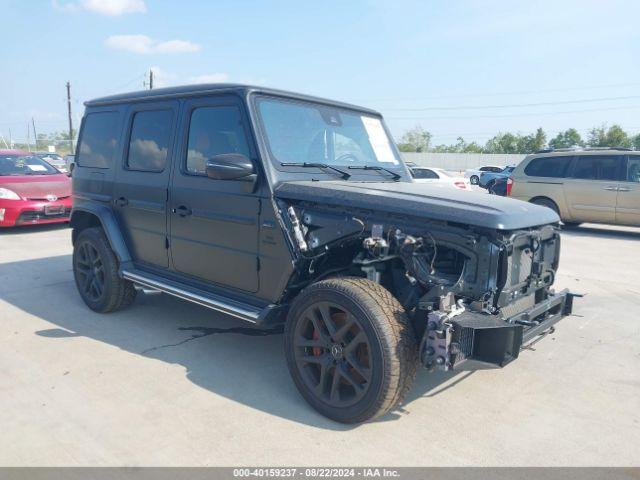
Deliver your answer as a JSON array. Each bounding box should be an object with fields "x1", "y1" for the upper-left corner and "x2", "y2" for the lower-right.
[
  {"x1": 626, "y1": 156, "x2": 640, "y2": 183},
  {"x1": 77, "y1": 112, "x2": 120, "y2": 168},
  {"x1": 412, "y1": 168, "x2": 438, "y2": 179},
  {"x1": 185, "y1": 106, "x2": 251, "y2": 175},
  {"x1": 572, "y1": 155, "x2": 620, "y2": 181},
  {"x1": 126, "y1": 110, "x2": 173, "y2": 172},
  {"x1": 524, "y1": 156, "x2": 572, "y2": 178}
]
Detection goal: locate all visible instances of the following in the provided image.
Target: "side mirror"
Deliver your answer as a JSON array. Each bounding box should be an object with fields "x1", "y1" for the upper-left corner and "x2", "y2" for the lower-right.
[
  {"x1": 66, "y1": 162, "x2": 75, "y2": 177},
  {"x1": 205, "y1": 154, "x2": 255, "y2": 181}
]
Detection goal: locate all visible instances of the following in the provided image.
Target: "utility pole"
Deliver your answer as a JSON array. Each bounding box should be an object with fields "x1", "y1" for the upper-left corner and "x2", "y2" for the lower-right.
[
  {"x1": 8, "y1": 128, "x2": 12, "y2": 148},
  {"x1": 32, "y1": 118, "x2": 37, "y2": 151},
  {"x1": 149, "y1": 69, "x2": 154, "y2": 90},
  {"x1": 26, "y1": 122, "x2": 31, "y2": 152},
  {"x1": 66, "y1": 81, "x2": 74, "y2": 154}
]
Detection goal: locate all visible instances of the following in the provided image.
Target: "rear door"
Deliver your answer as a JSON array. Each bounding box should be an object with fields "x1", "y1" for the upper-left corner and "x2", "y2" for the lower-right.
[
  {"x1": 112, "y1": 101, "x2": 178, "y2": 268},
  {"x1": 563, "y1": 154, "x2": 622, "y2": 223},
  {"x1": 615, "y1": 155, "x2": 640, "y2": 226},
  {"x1": 169, "y1": 95, "x2": 260, "y2": 292}
]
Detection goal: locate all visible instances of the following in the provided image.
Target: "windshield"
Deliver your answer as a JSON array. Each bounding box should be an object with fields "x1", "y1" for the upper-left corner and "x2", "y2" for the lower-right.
[
  {"x1": 256, "y1": 97, "x2": 402, "y2": 169},
  {"x1": 0, "y1": 154, "x2": 60, "y2": 176}
]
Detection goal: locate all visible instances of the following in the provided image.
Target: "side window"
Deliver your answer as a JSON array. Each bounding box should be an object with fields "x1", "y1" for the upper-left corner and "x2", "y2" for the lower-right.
[
  {"x1": 77, "y1": 112, "x2": 120, "y2": 168},
  {"x1": 627, "y1": 157, "x2": 640, "y2": 183},
  {"x1": 126, "y1": 110, "x2": 173, "y2": 172},
  {"x1": 572, "y1": 155, "x2": 620, "y2": 181},
  {"x1": 185, "y1": 105, "x2": 250, "y2": 176},
  {"x1": 524, "y1": 156, "x2": 572, "y2": 178}
]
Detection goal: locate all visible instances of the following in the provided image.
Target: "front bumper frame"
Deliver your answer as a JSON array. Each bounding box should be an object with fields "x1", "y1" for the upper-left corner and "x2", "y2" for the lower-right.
[{"x1": 420, "y1": 289, "x2": 577, "y2": 371}]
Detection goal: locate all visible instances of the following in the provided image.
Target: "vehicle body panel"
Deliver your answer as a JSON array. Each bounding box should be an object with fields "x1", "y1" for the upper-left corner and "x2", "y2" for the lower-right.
[
  {"x1": 111, "y1": 100, "x2": 179, "y2": 269},
  {"x1": 479, "y1": 166, "x2": 515, "y2": 188},
  {"x1": 168, "y1": 94, "x2": 262, "y2": 293},
  {"x1": 0, "y1": 151, "x2": 72, "y2": 226},
  {"x1": 275, "y1": 179, "x2": 559, "y2": 230},
  {"x1": 511, "y1": 150, "x2": 639, "y2": 226},
  {"x1": 411, "y1": 167, "x2": 470, "y2": 190}
]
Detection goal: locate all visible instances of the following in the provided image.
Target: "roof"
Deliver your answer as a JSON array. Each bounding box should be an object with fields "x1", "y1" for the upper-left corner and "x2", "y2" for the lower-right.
[
  {"x1": 527, "y1": 148, "x2": 640, "y2": 158},
  {"x1": 84, "y1": 83, "x2": 380, "y2": 115},
  {"x1": 0, "y1": 149, "x2": 29, "y2": 156}
]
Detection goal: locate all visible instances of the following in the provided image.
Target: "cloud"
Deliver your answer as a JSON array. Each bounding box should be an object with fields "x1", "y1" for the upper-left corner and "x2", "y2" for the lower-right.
[
  {"x1": 187, "y1": 73, "x2": 230, "y2": 84},
  {"x1": 53, "y1": 0, "x2": 146, "y2": 16},
  {"x1": 105, "y1": 35, "x2": 201, "y2": 54}
]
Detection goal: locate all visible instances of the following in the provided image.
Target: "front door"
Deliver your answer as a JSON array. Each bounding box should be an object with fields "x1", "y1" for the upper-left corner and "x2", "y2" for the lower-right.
[
  {"x1": 113, "y1": 102, "x2": 178, "y2": 268},
  {"x1": 616, "y1": 155, "x2": 640, "y2": 226},
  {"x1": 169, "y1": 95, "x2": 260, "y2": 292},
  {"x1": 563, "y1": 154, "x2": 622, "y2": 224}
]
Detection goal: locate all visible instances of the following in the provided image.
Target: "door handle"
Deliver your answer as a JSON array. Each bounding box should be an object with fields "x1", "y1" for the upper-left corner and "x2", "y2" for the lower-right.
[
  {"x1": 603, "y1": 186, "x2": 618, "y2": 191},
  {"x1": 617, "y1": 187, "x2": 631, "y2": 192},
  {"x1": 172, "y1": 205, "x2": 192, "y2": 217},
  {"x1": 114, "y1": 196, "x2": 129, "y2": 207}
]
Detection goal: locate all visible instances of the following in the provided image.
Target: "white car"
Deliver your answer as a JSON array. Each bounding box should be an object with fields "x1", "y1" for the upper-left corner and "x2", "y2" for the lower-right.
[
  {"x1": 465, "y1": 165, "x2": 505, "y2": 185},
  {"x1": 410, "y1": 167, "x2": 471, "y2": 190}
]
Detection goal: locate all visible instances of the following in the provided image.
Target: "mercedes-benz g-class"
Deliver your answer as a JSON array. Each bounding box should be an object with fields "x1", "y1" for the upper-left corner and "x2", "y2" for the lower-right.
[{"x1": 71, "y1": 84, "x2": 575, "y2": 423}]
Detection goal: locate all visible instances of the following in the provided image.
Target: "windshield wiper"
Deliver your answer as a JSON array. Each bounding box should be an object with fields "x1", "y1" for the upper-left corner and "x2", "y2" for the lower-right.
[
  {"x1": 347, "y1": 165, "x2": 402, "y2": 180},
  {"x1": 280, "y1": 162, "x2": 351, "y2": 180}
]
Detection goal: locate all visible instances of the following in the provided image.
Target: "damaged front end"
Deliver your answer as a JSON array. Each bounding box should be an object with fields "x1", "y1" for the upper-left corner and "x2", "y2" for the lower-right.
[{"x1": 278, "y1": 198, "x2": 576, "y2": 372}]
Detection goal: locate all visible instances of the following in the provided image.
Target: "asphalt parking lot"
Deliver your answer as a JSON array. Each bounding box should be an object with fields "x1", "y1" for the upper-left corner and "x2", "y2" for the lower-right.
[{"x1": 1, "y1": 223, "x2": 639, "y2": 466}]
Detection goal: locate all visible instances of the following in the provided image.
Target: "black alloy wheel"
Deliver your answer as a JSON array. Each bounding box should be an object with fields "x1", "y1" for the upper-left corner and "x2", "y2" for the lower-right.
[
  {"x1": 74, "y1": 241, "x2": 105, "y2": 302},
  {"x1": 284, "y1": 277, "x2": 417, "y2": 423},
  {"x1": 72, "y1": 227, "x2": 136, "y2": 313},
  {"x1": 292, "y1": 300, "x2": 373, "y2": 407}
]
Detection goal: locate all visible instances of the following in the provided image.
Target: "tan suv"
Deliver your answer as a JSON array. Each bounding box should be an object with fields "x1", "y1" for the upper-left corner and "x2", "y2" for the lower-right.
[{"x1": 509, "y1": 148, "x2": 640, "y2": 227}]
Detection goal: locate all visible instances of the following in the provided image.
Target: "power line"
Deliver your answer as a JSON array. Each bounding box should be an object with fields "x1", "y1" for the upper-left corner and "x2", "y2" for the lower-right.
[
  {"x1": 354, "y1": 81, "x2": 640, "y2": 102},
  {"x1": 385, "y1": 95, "x2": 640, "y2": 112},
  {"x1": 386, "y1": 104, "x2": 640, "y2": 120}
]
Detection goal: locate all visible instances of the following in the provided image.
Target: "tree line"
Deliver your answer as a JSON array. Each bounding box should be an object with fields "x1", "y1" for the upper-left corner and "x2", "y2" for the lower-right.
[
  {"x1": 3, "y1": 130, "x2": 76, "y2": 156},
  {"x1": 396, "y1": 124, "x2": 640, "y2": 154}
]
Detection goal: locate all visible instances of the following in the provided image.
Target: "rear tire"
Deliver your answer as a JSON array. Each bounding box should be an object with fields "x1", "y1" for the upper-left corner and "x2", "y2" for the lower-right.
[
  {"x1": 531, "y1": 197, "x2": 560, "y2": 217},
  {"x1": 73, "y1": 227, "x2": 136, "y2": 313},
  {"x1": 470, "y1": 175, "x2": 479, "y2": 185},
  {"x1": 284, "y1": 277, "x2": 417, "y2": 423}
]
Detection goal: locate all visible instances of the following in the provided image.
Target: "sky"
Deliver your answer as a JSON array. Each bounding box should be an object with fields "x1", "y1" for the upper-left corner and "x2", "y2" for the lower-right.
[{"x1": 2, "y1": 0, "x2": 640, "y2": 146}]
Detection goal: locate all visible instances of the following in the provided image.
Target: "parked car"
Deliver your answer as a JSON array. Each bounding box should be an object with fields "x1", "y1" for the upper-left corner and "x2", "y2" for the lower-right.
[
  {"x1": 36, "y1": 152, "x2": 68, "y2": 173},
  {"x1": 509, "y1": 148, "x2": 640, "y2": 227},
  {"x1": 70, "y1": 84, "x2": 574, "y2": 423},
  {"x1": 0, "y1": 150, "x2": 72, "y2": 227},
  {"x1": 410, "y1": 166, "x2": 470, "y2": 190},
  {"x1": 488, "y1": 177, "x2": 508, "y2": 196},
  {"x1": 479, "y1": 165, "x2": 516, "y2": 188},
  {"x1": 465, "y1": 165, "x2": 504, "y2": 185}
]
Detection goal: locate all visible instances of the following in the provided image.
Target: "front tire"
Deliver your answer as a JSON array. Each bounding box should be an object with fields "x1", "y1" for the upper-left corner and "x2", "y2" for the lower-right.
[
  {"x1": 73, "y1": 227, "x2": 136, "y2": 313},
  {"x1": 284, "y1": 277, "x2": 417, "y2": 423},
  {"x1": 470, "y1": 175, "x2": 479, "y2": 185}
]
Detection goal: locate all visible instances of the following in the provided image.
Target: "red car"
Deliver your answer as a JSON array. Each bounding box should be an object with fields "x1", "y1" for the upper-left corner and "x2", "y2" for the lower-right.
[{"x1": 0, "y1": 150, "x2": 72, "y2": 227}]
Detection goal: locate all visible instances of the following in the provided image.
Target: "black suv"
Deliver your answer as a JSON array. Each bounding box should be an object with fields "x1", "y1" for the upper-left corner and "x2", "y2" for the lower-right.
[{"x1": 71, "y1": 84, "x2": 575, "y2": 423}]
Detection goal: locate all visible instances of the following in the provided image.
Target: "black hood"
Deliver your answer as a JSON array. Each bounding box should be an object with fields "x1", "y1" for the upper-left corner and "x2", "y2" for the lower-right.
[{"x1": 275, "y1": 180, "x2": 559, "y2": 230}]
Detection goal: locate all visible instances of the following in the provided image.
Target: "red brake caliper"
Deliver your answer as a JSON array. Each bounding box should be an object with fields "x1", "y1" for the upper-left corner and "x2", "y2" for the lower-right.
[{"x1": 312, "y1": 329, "x2": 322, "y2": 356}]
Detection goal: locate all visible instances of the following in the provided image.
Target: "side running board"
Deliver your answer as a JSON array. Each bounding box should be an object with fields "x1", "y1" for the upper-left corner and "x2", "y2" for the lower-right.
[{"x1": 122, "y1": 269, "x2": 264, "y2": 324}]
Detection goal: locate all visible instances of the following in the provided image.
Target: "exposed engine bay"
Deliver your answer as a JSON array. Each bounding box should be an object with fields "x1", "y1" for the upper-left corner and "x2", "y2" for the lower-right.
[{"x1": 278, "y1": 200, "x2": 575, "y2": 371}]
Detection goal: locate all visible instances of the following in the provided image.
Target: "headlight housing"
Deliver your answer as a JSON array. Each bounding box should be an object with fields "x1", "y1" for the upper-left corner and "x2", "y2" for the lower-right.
[{"x1": 0, "y1": 188, "x2": 22, "y2": 200}]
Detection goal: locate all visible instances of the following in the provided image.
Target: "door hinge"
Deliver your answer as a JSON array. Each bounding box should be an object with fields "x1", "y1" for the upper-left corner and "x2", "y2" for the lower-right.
[
  {"x1": 165, "y1": 237, "x2": 170, "y2": 249},
  {"x1": 256, "y1": 257, "x2": 261, "y2": 271}
]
